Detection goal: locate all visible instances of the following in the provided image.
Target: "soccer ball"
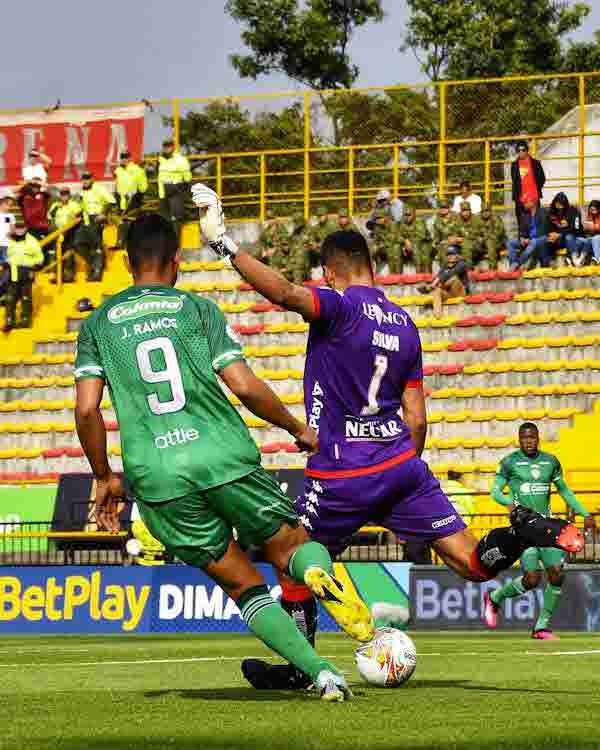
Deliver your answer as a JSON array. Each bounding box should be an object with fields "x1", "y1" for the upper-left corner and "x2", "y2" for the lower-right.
[{"x1": 355, "y1": 628, "x2": 417, "y2": 687}]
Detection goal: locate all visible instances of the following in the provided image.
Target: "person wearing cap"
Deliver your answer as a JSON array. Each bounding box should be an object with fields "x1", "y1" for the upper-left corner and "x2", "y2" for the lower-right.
[
  {"x1": 115, "y1": 151, "x2": 148, "y2": 247},
  {"x1": 257, "y1": 210, "x2": 286, "y2": 264},
  {"x1": 431, "y1": 200, "x2": 458, "y2": 265},
  {"x1": 48, "y1": 188, "x2": 82, "y2": 282},
  {"x1": 287, "y1": 212, "x2": 310, "y2": 283},
  {"x1": 22, "y1": 148, "x2": 52, "y2": 187},
  {"x1": 511, "y1": 140, "x2": 546, "y2": 223},
  {"x1": 18, "y1": 177, "x2": 50, "y2": 255},
  {"x1": 75, "y1": 172, "x2": 115, "y2": 281},
  {"x1": 366, "y1": 189, "x2": 403, "y2": 235},
  {"x1": 370, "y1": 208, "x2": 403, "y2": 274},
  {"x1": 418, "y1": 246, "x2": 470, "y2": 318},
  {"x1": 396, "y1": 205, "x2": 432, "y2": 272},
  {"x1": 448, "y1": 202, "x2": 484, "y2": 268},
  {"x1": 305, "y1": 207, "x2": 337, "y2": 248},
  {"x1": 3, "y1": 220, "x2": 44, "y2": 331},
  {"x1": 337, "y1": 208, "x2": 359, "y2": 233},
  {"x1": 479, "y1": 203, "x2": 507, "y2": 269},
  {"x1": 451, "y1": 180, "x2": 482, "y2": 215},
  {"x1": 158, "y1": 139, "x2": 192, "y2": 240}
]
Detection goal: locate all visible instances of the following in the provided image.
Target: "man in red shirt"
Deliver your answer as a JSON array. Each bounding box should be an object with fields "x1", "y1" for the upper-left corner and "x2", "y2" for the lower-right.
[
  {"x1": 511, "y1": 141, "x2": 546, "y2": 223},
  {"x1": 18, "y1": 177, "x2": 50, "y2": 264}
]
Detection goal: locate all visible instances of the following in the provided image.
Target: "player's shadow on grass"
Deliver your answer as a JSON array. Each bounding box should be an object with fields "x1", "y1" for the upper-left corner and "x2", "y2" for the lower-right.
[
  {"x1": 408, "y1": 679, "x2": 593, "y2": 696},
  {"x1": 144, "y1": 687, "x2": 318, "y2": 702}
]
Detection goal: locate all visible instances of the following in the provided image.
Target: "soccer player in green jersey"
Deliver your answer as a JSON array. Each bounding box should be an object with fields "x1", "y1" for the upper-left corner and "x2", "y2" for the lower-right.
[
  {"x1": 74, "y1": 213, "x2": 376, "y2": 702},
  {"x1": 483, "y1": 422, "x2": 595, "y2": 639}
]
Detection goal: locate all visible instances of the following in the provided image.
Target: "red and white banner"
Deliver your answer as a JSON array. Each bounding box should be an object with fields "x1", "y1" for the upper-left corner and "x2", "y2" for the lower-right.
[{"x1": 0, "y1": 104, "x2": 145, "y2": 187}]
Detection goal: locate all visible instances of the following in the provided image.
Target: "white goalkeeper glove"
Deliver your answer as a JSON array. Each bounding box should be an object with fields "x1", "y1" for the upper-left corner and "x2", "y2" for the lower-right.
[{"x1": 191, "y1": 183, "x2": 239, "y2": 259}]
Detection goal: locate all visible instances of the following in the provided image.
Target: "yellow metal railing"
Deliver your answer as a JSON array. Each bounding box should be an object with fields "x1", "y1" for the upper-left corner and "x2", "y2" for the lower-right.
[{"x1": 3, "y1": 70, "x2": 600, "y2": 220}]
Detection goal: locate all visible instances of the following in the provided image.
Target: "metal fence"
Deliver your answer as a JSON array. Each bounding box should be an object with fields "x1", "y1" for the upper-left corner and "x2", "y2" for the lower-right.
[
  {"x1": 3, "y1": 71, "x2": 600, "y2": 222},
  {"x1": 2, "y1": 512, "x2": 599, "y2": 566}
]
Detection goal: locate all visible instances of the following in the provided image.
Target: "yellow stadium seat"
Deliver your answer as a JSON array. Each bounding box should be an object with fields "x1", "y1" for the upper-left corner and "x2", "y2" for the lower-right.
[
  {"x1": 546, "y1": 336, "x2": 573, "y2": 348},
  {"x1": 462, "y1": 438, "x2": 485, "y2": 449},
  {"x1": 521, "y1": 269, "x2": 546, "y2": 280},
  {"x1": 505, "y1": 315, "x2": 528, "y2": 326},
  {"x1": 427, "y1": 412, "x2": 444, "y2": 423},
  {"x1": 555, "y1": 312, "x2": 580, "y2": 323},
  {"x1": 0, "y1": 449, "x2": 18, "y2": 459},
  {"x1": 422, "y1": 342, "x2": 448, "y2": 353},
  {"x1": 573, "y1": 336, "x2": 598, "y2": 347},
  {"x1": 435, "y1": 438, "x2": 462, "y2": 450},
  {"x1": 521, "y1": 409, "x2": 547, "y2": 420},
  {"x1": 430, "y1": 317, "x2": 456, "y2": 328},
  {"x1": 445, "y1": 411, "x2": 468, "y2": 423},
  {"x1": 486, "y1": 436, "x2": 513, "y2": 449},
  {"x1": 513, "y1": 292, "x2": 537, "y2": 302},
  {"x1": 522, "y1": 338, "x2": 546, "y2": 349},
  {"x1": 488, "y1": 362, "x2": 511, "y2": 374},
  {"x1": 497, "y1": 338, "x2": 523, "y2": 350},
  {"x1": 470, "y1": 410, "x2": 496, "y2": 422},
  {"x1": 463, "y1": 363, "x2": 485, "y2": 374},
  {"x1": 495, "y1": 410, "x2": 520, "y2": 421}
]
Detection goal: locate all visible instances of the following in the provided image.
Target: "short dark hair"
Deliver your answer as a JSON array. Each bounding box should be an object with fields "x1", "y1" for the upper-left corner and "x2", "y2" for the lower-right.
[
  {"x1": 162, "y1": 139, "x2": 174, "y2": 148},
  {"x1": 460, "y1": 180, "x2": 471, "y2": 190},
  {"x1": 126, "y1": 213, "x2": 178, "y2": 271},
  {"x1": 320, "y1": 230, "x2": 372, "y2": 274},
  {"x1": 516, "y1": 140, "x2": 529, "y2": 152},
  {"x1": 448, "y1": 469, "x2": 462, "y2": 482},
  {"x1": 120, "y1": 150, "x2": 131, "y2": 159},
  {"x1": 519, "y1": 422, "x2": 538, "y2": 435}
]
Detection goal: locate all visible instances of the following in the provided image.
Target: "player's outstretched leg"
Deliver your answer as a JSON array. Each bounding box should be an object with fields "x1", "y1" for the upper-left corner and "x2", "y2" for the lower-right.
[
  {"x1": 207, "y1": 540, "x2": 352, "y2": 702},
  {"x1": 509, "y1": 506, "x2": 583, "y2": 554},
  {"x1": 531, "y1": 559, "x2": 564, "y2": 640},
  {"x1": 483, "y1": 571, "x2": 539, "y2": 629}
]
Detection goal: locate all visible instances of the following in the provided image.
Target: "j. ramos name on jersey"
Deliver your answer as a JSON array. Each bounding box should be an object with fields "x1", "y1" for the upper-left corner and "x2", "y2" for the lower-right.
[{"x1": 119, "y1": 317, "x2": 178, "y2": 339}]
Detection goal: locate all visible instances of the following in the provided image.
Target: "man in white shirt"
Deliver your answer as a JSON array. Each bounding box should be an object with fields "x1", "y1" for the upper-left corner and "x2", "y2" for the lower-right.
[
  {"x1": 451, "y1": 180, "x2": 482, "y2": 215},
  {"x1": 22, "y1": 149, "x2": 52, "y2": 187}
]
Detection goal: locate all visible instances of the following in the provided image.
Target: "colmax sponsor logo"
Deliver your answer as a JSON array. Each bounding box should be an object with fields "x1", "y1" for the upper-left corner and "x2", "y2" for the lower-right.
[
  {"x1": 345, "y1": 417, "x2": 403, "y2": 441},
  {"x1": 520, "y1": 482, "x2": 551, "y2": 495},
  {"x1": 154, "y1": 427, "x2": 200, "y2": 450},
  {"x1": 108, "y1": 294, "x2": 184, "y2": 324},
  {"x1": 362, "y1": 303, "x2": 408, "y2": 327},
  {"x1": 0, "y1": 572, "x2": 150, "y2": 631},
  {"x1": 431, "y1": 514, "x2": 457, "y2": 530}
]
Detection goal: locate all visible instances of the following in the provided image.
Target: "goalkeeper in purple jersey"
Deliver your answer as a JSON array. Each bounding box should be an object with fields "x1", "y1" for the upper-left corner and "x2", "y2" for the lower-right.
[{"x1": 192, "y1": 183, "x2": 584, "y2": 690}]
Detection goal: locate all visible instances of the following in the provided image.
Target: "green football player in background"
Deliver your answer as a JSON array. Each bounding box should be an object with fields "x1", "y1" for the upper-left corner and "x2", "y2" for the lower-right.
[
  {"x1": 74, "y1": 213, "x2": 375, "y2": 702},
  {"x1": 483, "y1": 423, "x2": 595, "y2": 639}
]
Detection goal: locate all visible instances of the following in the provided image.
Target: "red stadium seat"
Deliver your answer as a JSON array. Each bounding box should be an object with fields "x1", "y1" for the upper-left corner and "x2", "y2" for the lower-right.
[
  {"x1": 463, "y1": 294, "x2": 487, "y2": 305},
  {"x1": 480, "y1": 315, "x2": 506, "y2": 326},
  {"x1": 470, "y1": 338, "x2": 499, "y2": 351},
  {"x1": 438, "y1": 364, "x2": 464, "y2": 375},
  {"x1": 485, "y1": 292, "x2": 513, "y2": 304},
  {"x1": 496, "y1": 270, "x2": 521, "y2": 280},
  {"x1": 455, "y1": 316, "x2": 480, "y2": 327},
  {"x1": 448, "y1": 341, "x2": 470, "y2": 352}
]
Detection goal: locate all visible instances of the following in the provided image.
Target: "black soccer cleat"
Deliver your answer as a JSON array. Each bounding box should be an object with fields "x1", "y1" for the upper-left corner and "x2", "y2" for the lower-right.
[
  {"x1": 510, "y1": 506, "x2": 584, "y2": 553},
  {"x1": 241, "y1": 659, "x2": 311, "y2": 690}
]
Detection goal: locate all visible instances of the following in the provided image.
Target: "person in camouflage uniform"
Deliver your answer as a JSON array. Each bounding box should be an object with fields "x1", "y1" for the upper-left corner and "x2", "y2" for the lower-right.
[
  {"x1": 337, "y1": 208, "x2": 359, "y2": 232},
  {"x1": 257, "y1": 210, "x2": 288, "y2": 265},
  {"x1": 431, "y1": 200, "x2": 457, "y2": 266},
  {"x1": 396, "y1": 205, "x2": 432, "y2": 272},
  {"x1": 479, "y1": 203, "x2": 507, "y2": 269},
  {"x1": 291, "y1": 207, "x2": 334, "y2": 283},
  {"x1": 450, "y1": 202, "x2": 485, "y2": 268},
  {"x1": 370, "y1": 209, "x2": 403, "y2": 273}
]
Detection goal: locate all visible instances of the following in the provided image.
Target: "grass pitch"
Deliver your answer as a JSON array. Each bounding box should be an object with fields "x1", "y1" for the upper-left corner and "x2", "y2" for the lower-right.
[{"x1": 1, "y1": 632, "x2": 599, "y2": 750}]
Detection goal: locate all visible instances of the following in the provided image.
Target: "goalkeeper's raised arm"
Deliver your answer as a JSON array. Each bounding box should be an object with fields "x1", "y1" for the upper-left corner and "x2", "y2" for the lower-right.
[{"x1": 192, "y1": 183, "x2": 319, "y2": 322}]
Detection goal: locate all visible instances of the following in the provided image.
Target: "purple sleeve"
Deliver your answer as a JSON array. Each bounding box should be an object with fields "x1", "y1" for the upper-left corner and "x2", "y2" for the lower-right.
[
  {"x1": 405, "y1": 333, "x2": 423, "y2": 389},
  {"x1": 310, "y1": 287, "x2": 345, "y2": 329}
]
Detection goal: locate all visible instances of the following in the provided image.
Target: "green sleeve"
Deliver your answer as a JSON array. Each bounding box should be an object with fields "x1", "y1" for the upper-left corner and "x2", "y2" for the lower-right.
[
  {"x1": 202, "y1": 300, "x2": 245, "y2": 372},
  {"x1": 491, "y1": 458, "x2": 513, "y2": 506},
  {"x1": 74, "y1": 318, "x2": 105, "y2": 381},
  {"x1": 552, "y1": 458, "x2": 589, "y2": 517}
]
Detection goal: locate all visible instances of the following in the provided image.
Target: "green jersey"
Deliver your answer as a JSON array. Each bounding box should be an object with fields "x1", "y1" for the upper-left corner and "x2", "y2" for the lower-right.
[
  {"x1": 495, "y1": 450, "x2": 563, "y2": 516},
  {"x1": 74, "y1": 285, "x2": 260, "y2": 502}
]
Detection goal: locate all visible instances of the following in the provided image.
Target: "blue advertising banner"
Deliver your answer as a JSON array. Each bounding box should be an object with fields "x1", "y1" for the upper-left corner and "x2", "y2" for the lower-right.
[{"x1": 0, "y1": 563, "x2": 413, "y2": 635}]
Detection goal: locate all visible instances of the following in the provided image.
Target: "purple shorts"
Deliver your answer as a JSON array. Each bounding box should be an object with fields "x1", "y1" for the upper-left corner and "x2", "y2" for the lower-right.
[{"x1": 298, "y1": 455, "x2": 466, "y2": 556}]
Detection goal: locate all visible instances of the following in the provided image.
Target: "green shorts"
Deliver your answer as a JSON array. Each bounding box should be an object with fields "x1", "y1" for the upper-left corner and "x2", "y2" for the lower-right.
[
  {"x1": 136, "y1": 467, "x2": 298, "y2": 568},
  {"x1": 520, "y1": 547, "x2": 566, "y2": 573}
]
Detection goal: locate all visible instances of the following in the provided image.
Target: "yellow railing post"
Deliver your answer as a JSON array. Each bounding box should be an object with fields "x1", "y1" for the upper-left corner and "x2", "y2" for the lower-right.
[
  {"x1": 484, "y1": 140, "x2": 491, "y2": 205},
  {"x1": 56, "y1": 234, "x2": 63, "y2": 292},
  {"x1": 438, "y1": 82, "x2": 448, "y2": 199},
  {"x1": 172, "y1": 98, "x2": 181, "y2": 150},
  {"x1": 393, "y1": 144, "x2": 399, "y2": 200},
  {"x1": 579, "y1": 74, "x2": 586, "y2": 207},
  {"x1": 348, "y1": 147, "x2": 354, "y2": 215},
  {"x1": 216, "y1": 156, "x2": 223, "y2": 198},
  {"x1": 259, "y1": 153, "x2": 266, "y2": 222},
  {"x1": 304, "y1": 92, "x2": 311, "y2": 220}
]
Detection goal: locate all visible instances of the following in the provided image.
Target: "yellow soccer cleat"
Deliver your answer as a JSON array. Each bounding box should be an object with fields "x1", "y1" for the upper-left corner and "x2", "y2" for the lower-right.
[{"x1": 304, "y1": 567, "x2": 375, "y2": 642}]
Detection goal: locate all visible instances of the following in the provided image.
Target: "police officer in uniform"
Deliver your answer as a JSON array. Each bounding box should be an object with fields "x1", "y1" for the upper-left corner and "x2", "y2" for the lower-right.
[
  {"x1": 158, "y1": 139, "x2": 192, "y2": 240},
  {"x1": 3, "y1": 219, "x2": 44, "y2": 331},
  {"x1": 48, "y1": 187, "x2": 82, "y2": 282},
  {"x1": 115, "y1": 151, "x2": 148, "y2": 247},
  {"x1": 75, "y1": 172, "x2": 116, "y2": 281}
]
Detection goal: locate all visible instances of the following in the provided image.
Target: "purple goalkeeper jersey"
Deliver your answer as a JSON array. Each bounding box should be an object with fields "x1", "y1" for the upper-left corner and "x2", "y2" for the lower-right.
[{"x1": 304, "y1": 285, "x2": 423, "y2": 478}]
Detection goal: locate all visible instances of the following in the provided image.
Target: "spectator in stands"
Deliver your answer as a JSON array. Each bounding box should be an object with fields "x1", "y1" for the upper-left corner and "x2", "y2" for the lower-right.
[
  {"x1": 115, "y1": 151, "x2": 148, "y2": 248},
  {"x1": 288, "y1": 212, "x2": 311, "y2": 284},
  {"x1": 0, "y1": 193, "x2": 16, "y2": 263},
  {"x1": 418, "y1": 246, "x2": 470, "y2": 318},
  {"x1": 158, "y1": 139, "x2": 192, "y2": 240},
  {"x1": 48, "y1": 187, "x2": 82, "y2": 282},
  {"x1": 18, "y1": 178, "x2": 50, "y2": 263},
  {"x1": 440, "y1": 470, "x2": 477, "y2": 519},
  {"x1": 395, "y1": 205, "x2": 432, "y2": 272},
  {"x1": 431, "y1": 199, "x2": 456, "y2": 266},
  {"x1": 479, "y1": 203, "x2": 507, "y2": 269},
  {"x1": 511, "y1": 140, "x2": 545, "y2": 222},
  {"x1": 75, "y1": 172, "x2": 115, "y2": 281},
  {"x1": 257, "y1": 210, "x2": 285, "y2": 264},
  {"x1": 371, "y1": 209, "x2": 402, "y2": 274},
  {"x1": 547, "y1": 192, "x2": 583, "y2": 266},
  {"x1": 507, "y1": 198, "x2": 550, "y2": 270},
  {"x1": 449, "y1": 202, "x2": 484, "y2": 268},
  {"x1": 3, "y1": 218, "x2": 44, "y2": 332},
  {"x1": 22, "y1": 148, "x2": 52, "y2": 188},
  {"x1": 337, "y1": 208, "x2": 359, "y2": 232},
  {"x1": 451, "y1": 180, "x2": 482, "y2": 215},
  {"x1": 578, "y1": 200, "x2": 600, "y2": 265},
  {"x1": 366, "y1": 189, "x2": 403, "y2": 233}
]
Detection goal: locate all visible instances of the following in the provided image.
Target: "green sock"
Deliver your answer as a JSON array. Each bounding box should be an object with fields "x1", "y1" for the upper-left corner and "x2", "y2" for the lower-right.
[
  {"x1": 490, "y1": 576, "x2": 527, "y2": 605},
  {"x1": 288, "y1": 541, "x2": 334, "y2": 583},
  {"x1": 535, "y1": 584, "x2": 562, "y2": 631},
  {"x1": 237, "y1": 585, "x2": 336, "y2": 682}
]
